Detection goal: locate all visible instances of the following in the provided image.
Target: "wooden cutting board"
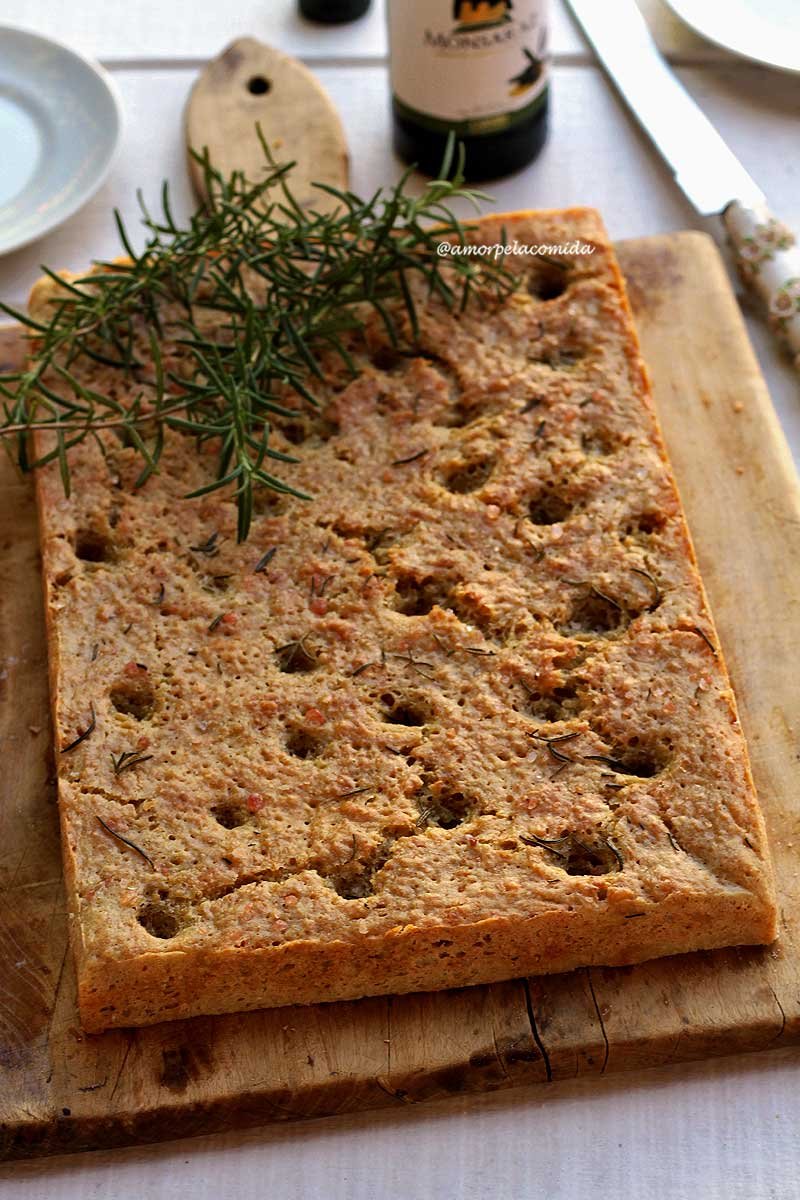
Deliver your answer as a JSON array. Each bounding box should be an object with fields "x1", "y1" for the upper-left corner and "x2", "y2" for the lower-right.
[{"x1": 1, "y1": 231, "x2": 799, "y2": 1161}]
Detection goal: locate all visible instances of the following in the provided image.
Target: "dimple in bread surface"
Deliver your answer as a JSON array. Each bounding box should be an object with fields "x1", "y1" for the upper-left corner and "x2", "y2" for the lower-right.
[{"x1": 32, "y1": 209, "x2": 777, "y2": 1031}]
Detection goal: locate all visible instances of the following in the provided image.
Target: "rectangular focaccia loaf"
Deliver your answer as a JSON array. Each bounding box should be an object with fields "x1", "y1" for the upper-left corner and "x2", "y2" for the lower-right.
[{"x1": 32, "y1": 209, "x2": 777, "y2": 1032}]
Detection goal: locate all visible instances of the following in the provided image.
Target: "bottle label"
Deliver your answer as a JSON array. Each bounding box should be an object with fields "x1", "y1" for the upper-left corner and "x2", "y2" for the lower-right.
[{"x1": 389, "y1": 0, "x2": 549, "y2": 137}]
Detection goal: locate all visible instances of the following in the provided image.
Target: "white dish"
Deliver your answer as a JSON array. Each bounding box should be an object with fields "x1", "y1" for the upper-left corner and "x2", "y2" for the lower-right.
[
  {"x1": 0, "y1": 26, "x2": 122, "y2": 256},
  {"x1": 663, "y1": 0, "x2": 800, "y2": 74}
]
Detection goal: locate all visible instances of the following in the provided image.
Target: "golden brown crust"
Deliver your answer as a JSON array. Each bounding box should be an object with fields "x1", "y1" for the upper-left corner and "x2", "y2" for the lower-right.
[{"x1": 31, "y1": 209, "x2": 777, "y2": 1032}]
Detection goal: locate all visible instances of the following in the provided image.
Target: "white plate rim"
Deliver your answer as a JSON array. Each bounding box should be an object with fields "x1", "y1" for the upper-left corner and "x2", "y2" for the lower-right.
[
  {"x1": 0, "y1": 23, "x2": 124, "y2": 257},
  {"x1": 662, "y1": 0, "x2": 800, "y2": 74}
]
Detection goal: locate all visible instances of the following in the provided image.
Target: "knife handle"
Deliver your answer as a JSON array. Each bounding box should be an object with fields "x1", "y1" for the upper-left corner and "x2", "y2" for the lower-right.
[{"x1": 723, "y1": 200, "x2": 800, "y2": 369}]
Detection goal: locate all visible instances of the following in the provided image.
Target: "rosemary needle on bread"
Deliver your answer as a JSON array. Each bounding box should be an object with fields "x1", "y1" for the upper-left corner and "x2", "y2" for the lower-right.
[{"x1": 0, "y1": 132, "x2": 514, "y2": 541}]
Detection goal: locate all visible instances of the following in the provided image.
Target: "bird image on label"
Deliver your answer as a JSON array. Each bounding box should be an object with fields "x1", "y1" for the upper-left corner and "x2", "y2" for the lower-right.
[{"x1": 509, "y1": 46, "x2": 545, "y2": 96}]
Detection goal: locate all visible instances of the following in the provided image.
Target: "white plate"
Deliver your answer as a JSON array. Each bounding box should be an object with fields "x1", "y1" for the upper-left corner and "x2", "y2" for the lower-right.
[
  {"x1": 663, "y1": 0, "x2": 800, "y2": 74},
  {"x1": 0, "y1": 26, "x2": 122, "y2": 256}
]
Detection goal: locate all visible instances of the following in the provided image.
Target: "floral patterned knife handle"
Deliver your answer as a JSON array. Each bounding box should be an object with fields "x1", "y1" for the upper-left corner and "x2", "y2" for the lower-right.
[{"x1": 724, "y1": 201, "x2": 800, "y2": 369}]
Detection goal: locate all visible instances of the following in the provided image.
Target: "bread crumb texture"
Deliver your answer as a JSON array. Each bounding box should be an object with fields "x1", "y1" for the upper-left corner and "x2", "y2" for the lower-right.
[{"x1": 32, "y1": 210, "x2": 777, "y2": 1030}]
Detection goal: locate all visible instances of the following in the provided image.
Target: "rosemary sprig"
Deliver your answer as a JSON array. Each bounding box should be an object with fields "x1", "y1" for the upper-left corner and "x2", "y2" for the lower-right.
[
  {"x1": 520, "y1": 832, "x2": 571, "y2": 858},
  {"x1": 96, "y1": 814, "x2": 155, "y2": 869},
  {"x1": 692, "y1": 625, "x2": 718, "y2": 655},
  {"x1": 60, "y1": 702, "x2": 96, "y2": 753},
  {"x1": 630, "y1": 565, "x2": 661, "y2": 610},
  {"x1": 275, "y1": 632, "x2": 318, "y2": 672},
  {"x1": 189, "y1": 531, "x2": 223, "y2": 556},
  {"x1": 530, "y1": 730, "x2": 580, "y2": 763},
  {"x1": 254, "y1": 545, "x2": 278, "y2": 573},
  {"x1": 389, "y1": 650, "x2": 437, "y2": 681},
  {"x1": 350, "y1": 659, "x2": 380, "y2": 677},
  {"x1": 111, "y1": 748, "x2": 154, "y2": 775},
  {"x1": 391, "y1": 448, "x2": 428, "y2": 466},
  {"x1": 0, "y1": 132, "x2": 514, "y2": 541}
]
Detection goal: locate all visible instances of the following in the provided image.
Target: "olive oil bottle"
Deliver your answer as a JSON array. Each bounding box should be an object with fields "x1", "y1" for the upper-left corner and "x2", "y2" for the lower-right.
[
  {"x1": 300, "y1": 0, "x2": 371, "y2": 22},
  {"x1": 388, "y1": 0, "x2": 549, "y2": 181}
]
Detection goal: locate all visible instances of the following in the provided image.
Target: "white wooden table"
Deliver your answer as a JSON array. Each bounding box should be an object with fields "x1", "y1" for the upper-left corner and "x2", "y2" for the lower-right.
[{"x1": 2, "y1": 2, "x2": 799, "y2": 1196}]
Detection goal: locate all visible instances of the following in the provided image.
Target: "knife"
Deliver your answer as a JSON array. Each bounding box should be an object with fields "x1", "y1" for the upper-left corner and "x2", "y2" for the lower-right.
[{"x1": 565, "y1": 0, "x2": 800, "y2": 369}]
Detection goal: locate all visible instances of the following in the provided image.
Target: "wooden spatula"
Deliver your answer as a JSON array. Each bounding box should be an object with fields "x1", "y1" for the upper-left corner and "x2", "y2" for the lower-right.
[{"x1": 185, "y1": 37, "x2": 349, "y2": 214}]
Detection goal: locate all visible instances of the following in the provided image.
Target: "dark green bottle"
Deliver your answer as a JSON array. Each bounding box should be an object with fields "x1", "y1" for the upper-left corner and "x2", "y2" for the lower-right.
[
  {"x1": 299, "y1": 0, "x2": 371, "y2": 22},
  {"x1": 388, "y1": 0, "x2": 549, "y2": 182}
]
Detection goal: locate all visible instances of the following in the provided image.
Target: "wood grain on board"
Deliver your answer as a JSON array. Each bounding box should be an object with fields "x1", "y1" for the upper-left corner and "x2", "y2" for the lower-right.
[{"x1": 1, "y1": 231, "x2": 798, "y2": 1161}]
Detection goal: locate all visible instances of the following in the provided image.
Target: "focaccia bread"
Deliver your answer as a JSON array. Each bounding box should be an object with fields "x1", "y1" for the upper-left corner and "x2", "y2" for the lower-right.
[{"x1": 31, "y1": 209, "x2": 777, "y2": 1032}]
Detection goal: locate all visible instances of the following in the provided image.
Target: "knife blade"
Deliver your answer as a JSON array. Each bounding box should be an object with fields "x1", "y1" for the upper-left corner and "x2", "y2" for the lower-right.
[{"x1": 566, "y1": 0, "x2": 800, "y2": 368}]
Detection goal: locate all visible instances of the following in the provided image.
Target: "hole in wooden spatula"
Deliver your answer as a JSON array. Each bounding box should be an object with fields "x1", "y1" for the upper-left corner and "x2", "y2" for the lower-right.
[{"x1": 247, "y1": 75, "x2": 271, "y2": 96}]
